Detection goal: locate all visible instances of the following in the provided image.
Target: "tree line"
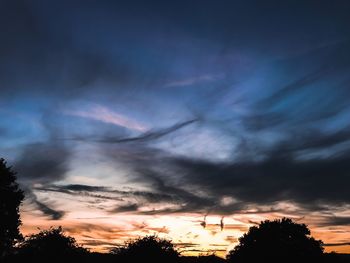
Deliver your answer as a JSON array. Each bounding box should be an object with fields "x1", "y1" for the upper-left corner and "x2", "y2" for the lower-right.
[{"x1": 0, "y1": 158, "x2": 348, "y2": 263}]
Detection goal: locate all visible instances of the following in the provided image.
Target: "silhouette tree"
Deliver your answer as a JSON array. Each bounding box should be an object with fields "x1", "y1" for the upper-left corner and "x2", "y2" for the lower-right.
[
  {"x1": 181, "y1": 254, "x2": 226, "y2": 263},
  {"x1": 322, "y1": 252, "x2": 343, "y2": 263},
  {"x1": 0, "y1": 158, "x2": 24, "y2": 257},
  {"x1": 18, "y1": 227, "x2": 87, "y2": 261},
  {"x1": 111, "y1": 235, "x2": 179, "y2": 262},
  {"x1": 227, "y1": 218, "x2": 324, "y2": 263}
]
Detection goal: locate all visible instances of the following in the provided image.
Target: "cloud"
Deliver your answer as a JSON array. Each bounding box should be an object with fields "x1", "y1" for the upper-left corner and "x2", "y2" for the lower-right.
[
  {"x1": 34, "y1": 199, "x2": 65, "y2": 220},
  {"x1": 0, "y1": 1, "x2": 136, "y2": 97},
  {"x1": 164, "y1": 74, "x2": 222, "y2": 88},
  {"x1": 33, "y1": 182, "x2": 216, "y2": 215},
  {"x1": 34, "y1": 184, "x2": 125, "y2": 203},
  {"x1": 323, "y1": 242, "x2": 350, "y2": 247},
  {"x1": 25, "y1": 189, "x2": 65, "y2": 220},
  {"x1": 34, "y1": 183, "x2": 173, "y2": 202},
  {"x1": 98, "y1": 123, "x2": 350, "y2": 215},
  {"x1": 64, "y1": 104, "x2": 147, "y2": 132},
  {"x1": 244, "y1": 41, "x2": 350, "y2": 132},
  {"x1": 7, "y1": 114, "x2": 70, "y2": 220},
  {"x1": 2, "y1": 1, "x2": 350, "y2": 240},
  {"x1": 15, "y1": 141, "x2": 69, "y2": 184},
  {"x1": 173, "y1": 152, "x2": 350, "y2": 207},
  {"x1": 112, "y1": 203, "x2": 139, "y2": 213},
  {"x1": 30, "y1": 105, "x2": 350, "y2": 219},
  {"x1": 68, "y1": 118, "x2": 198, "y2": 144},
  {"x1": 54, "y1": 184, "x2": 108, "y2": 192},
  {"x1": 79, "y1": 240, "x2": 117, "y2": 247},
  {"x1": 319, "y1": 216, "x2": 350, "y2": 227}
]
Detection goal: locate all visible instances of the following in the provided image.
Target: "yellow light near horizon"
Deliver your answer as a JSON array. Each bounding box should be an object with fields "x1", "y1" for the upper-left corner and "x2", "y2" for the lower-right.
[{"x1": 20, "y1": 206, "x2": 350, "y2": 257}]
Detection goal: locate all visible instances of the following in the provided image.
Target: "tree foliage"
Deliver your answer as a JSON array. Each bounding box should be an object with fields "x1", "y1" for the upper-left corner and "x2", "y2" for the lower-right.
[
  {"x1": 18, "y1": 226, "x2": 87, "y2": 260},
  {"x1": 227, "y1": 218, "x2": 324, "y2": 263},
  {"x1": 0, "y1": 158, "x2": 24, "y2": 257},
  {"x1": 112, "y1": 235, "x2": 179, "y2": 262}
]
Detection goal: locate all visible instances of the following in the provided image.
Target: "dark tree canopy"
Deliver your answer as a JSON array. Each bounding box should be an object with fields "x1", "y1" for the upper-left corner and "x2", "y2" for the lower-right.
[
  {"x1": 0, "y1": 158, "x2": 24, "y2": 257},
  {"x1": 18, "y1": 226, "x2": 88, "y2": 260},
  {"x1": 112, "y1": 235, "x2": 179, "y2": 262},
  {"x1": 227, "y1": 218, "x2": 324, "y2": 263},
  {"x1": 182, "y1": 254, "x2": 226, "y2": 263}
]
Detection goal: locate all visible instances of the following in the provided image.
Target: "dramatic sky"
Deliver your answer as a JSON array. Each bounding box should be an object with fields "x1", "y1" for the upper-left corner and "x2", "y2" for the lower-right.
[{"x1": 1, "y1": 0, "x2": 350, "y2": 256}]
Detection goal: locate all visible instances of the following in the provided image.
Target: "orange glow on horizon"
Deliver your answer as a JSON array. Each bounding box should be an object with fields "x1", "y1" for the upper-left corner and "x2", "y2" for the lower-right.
[{"x1": 20, "y1": 207, "x2": 350, "y2": 257}]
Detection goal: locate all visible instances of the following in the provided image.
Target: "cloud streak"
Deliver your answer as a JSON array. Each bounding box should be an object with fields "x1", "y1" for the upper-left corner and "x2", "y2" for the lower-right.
[
  {"x1": 68, "y1": 118, "x2": 198, "y2": 144},
  {"x1": 25, "y1": 189, "x2": 65, "y2": 220},
  {"x1": 64, "y1": 104, "x2": 147, "y2": 132},
  {"x1": 164, "y1": 74, "x2": 222, "y2": 88},
  {"x1": 34, "y1": 199, "x2": 65, "y2": 220}
]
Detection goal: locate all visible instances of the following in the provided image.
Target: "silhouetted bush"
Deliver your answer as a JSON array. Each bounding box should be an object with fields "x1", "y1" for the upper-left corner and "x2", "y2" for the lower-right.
[
  {"x1": 17, "y1": 227, "x2": 88, "y2": 262},
  {"x1": 111, "y1": 235, "x2": 179, "y2": 262},
  {"x1": 227, "y1": 217, "x2": 324, "y2": 263},
  {"x1": 181, "y1": 254, "x2": 225, "y2": 263},
  {"x1": 0, "y1": 158, "x2": 24, "y2": 258}
]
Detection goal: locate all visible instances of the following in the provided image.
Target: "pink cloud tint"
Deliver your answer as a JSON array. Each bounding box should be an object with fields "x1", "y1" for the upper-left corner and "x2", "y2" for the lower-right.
[{"x1": 64, "y1": 105, "x2": 147, "y2": 132}]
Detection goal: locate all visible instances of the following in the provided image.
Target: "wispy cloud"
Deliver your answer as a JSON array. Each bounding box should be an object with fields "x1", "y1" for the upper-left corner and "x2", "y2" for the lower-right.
[
  {"x1": 323, "y1": 242, "x2": 350, "y2": 247},
  {"x1": 34, "y1": 199, "x2": 65, "y2": 220},
  {"x1": 164, "y1": 74, "x2": 222, "y2": 88},
  {"x1": 64, "y1": 104, "x2": 147, "y2": 132},
  {"x1": 66, "y1": 118, "x2": 197, "y2": 144},
  {"x1": 25, "y1": 189, "x2": 65, "y2": 220}
]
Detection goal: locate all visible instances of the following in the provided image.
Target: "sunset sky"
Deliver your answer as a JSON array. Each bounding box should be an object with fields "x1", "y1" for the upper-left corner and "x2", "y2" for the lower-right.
[{"x1": 1, "y1": 0, "x2": 350, "y2": 256}]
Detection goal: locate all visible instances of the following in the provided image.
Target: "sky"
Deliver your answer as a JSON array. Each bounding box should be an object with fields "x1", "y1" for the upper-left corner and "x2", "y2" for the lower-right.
[{"x1": 1, "y1": 0, "x2": 350, "y2": 256}]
